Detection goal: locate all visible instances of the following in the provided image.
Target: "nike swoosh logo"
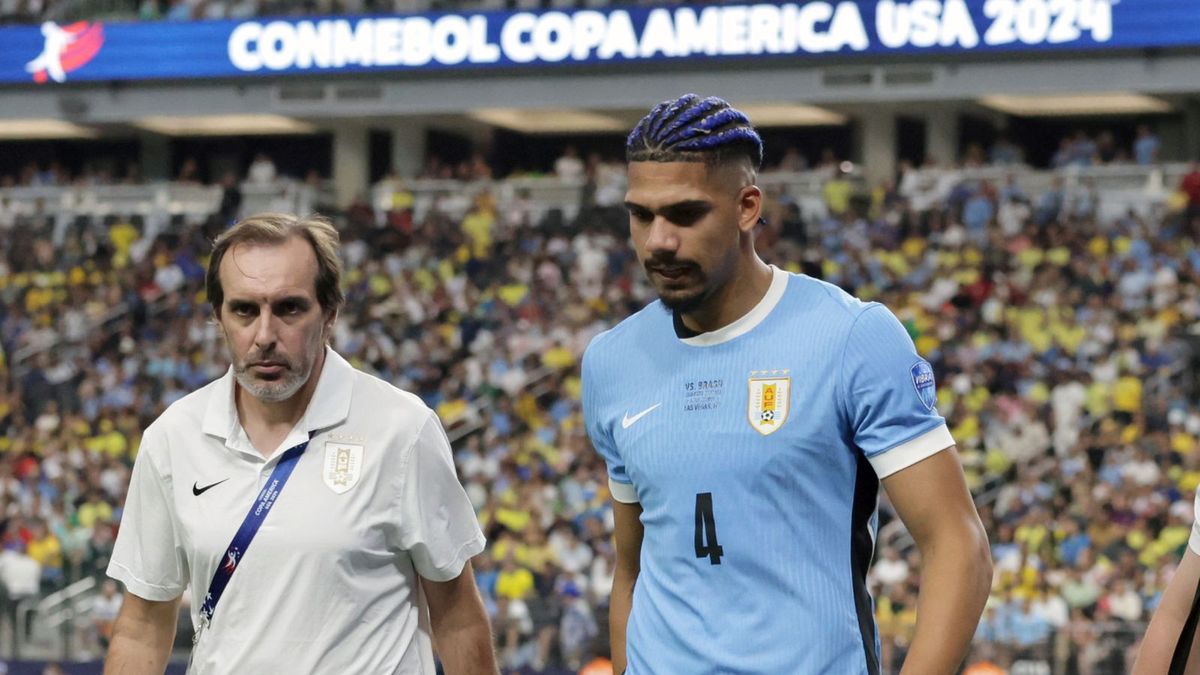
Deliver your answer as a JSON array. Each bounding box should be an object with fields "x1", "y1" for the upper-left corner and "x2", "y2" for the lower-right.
[
  {"x1": 192, "y1": 479, "x2": 229, "y2": 496},
  {"x1": 621, "y1": 403, "x2": 662, "y2": 429}
]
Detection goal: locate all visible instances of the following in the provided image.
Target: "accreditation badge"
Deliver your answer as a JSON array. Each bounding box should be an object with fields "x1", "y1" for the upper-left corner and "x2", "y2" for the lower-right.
[
  {"x1": 323, "y1": 442, "x2": 363, "y2": 494},
  {"x1": 747, "y1": 371, "x2": 791, "y2": 436}
]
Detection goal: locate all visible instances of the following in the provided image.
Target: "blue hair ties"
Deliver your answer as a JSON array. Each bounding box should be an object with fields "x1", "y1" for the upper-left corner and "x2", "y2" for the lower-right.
[{"x1": 627, "y1": 93, "x2": 763, "y2": 168}]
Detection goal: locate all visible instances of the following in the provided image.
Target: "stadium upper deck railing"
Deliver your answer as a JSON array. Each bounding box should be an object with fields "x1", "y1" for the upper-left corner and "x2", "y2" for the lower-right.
[
  {"x1": 0, "y1": 180, "x2": 328, "y2": 231},
  {"x1": 368, "y1": 168, "x2": 852, "y2": 225},
  {"x1": 899, "y1": 162, "x2": 1195, "y2": 223},
  {"x1": 2, "y1": 161, "x2": 1185, "y2": 238}
]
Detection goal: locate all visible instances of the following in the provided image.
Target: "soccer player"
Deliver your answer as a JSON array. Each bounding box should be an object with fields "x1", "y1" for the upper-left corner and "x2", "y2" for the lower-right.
[
  {"x1": 104, "y1": 214, "x2": 497, "y2": 674},
  {"x1": 582, "y1": 95, "x2": 992, "y2": 674}
]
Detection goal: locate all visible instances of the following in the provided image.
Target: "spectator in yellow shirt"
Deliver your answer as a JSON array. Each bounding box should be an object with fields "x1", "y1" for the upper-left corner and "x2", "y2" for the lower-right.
[
  {"x1": 496, "y1": 552, "x2": 534, "y2": 601},
  {"x1": 25, "y1": 520, "x2": 63, "y2": 587},
  {"x1": 107, "y1": 219, "x2": 140, "y2": 269},
  {"x1": 516, "y1": 526, "x2": 557, "y2": 577},
  {"x1": 1112, "y1": 371, "x2": 1143, "y2": 423},
  {"x1": 823, "y1": 167, "x2": 854, "y2": 216},
  {"x1": 76, "y1": 491, "x2": 114, "y2": 530},
  {"x1": 462, "y1": 193, "x2": 496, "y2": 260},
  {"x1": 85, "y1": 420, "x2": 128, "y2": 460}
]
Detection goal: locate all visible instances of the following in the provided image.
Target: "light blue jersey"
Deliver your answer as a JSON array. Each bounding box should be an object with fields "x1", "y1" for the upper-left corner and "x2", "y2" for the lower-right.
[{"x1": 583, "y1": 267, "x2": 954, "y2": 674}]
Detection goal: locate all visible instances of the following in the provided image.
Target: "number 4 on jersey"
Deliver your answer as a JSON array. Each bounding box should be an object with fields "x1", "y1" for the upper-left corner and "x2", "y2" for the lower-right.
[{"x1": 694, "y1": 492, "x2": 724, "y2": 565}]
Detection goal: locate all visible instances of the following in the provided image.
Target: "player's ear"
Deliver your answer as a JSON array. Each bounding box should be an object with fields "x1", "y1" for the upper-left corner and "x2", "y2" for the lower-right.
[
  {"x1": 211, "y1": 310, "x2": 225, "y2": 335},
  {"x1": 323, "y1": 309, "x2": 338, "y2": 341},
  {"x1": 736, "y1": 184, "x2": 763, "y2": 234}
]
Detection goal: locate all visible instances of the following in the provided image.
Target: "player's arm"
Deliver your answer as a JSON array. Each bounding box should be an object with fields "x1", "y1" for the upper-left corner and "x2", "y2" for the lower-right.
[
  {"x1": 421, "y1": 560, "x2": 500, "y2": 675},
  {"x1": 1133, "y1": 547, "x2": 1200, "y2": 674},
  {"x1": 882, "y1": 446, "x2": 992, "y2": 675},
  {"x1": 103, "y1": 592, "x2": 180, "y2": 675},
  {"x1": 610, "y1": 499, "x2": 644, "y2": 675}
]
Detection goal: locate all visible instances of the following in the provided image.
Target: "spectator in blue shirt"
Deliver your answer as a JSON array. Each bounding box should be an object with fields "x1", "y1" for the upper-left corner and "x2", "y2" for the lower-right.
[
  {"x1": 974, "y1": 604, "x2": 1009, "y2": 644},
  {"x1": 1134, "y1": 125, "x2": 1161, "y2": 166},
  {"x1": 1059, "y1": 519, "x2": 1092, "y2": 567},
  {"x1": 1009, "y1": 597, "x2": 1053, "y2": 653},
  {"x1": 963, "y1": 182, "x2": 996, "y2": 244}
]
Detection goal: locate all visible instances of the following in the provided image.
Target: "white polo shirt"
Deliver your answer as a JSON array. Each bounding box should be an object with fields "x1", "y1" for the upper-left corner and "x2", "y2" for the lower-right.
[{"x1": 108, "y1": 348, "x2": 486, "y2": 674}]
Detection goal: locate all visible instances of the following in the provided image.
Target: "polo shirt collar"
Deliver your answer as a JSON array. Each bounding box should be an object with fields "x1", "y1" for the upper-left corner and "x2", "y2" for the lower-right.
[{"x1": 201, "y1": 347, "x2": 354, "y2": 444}]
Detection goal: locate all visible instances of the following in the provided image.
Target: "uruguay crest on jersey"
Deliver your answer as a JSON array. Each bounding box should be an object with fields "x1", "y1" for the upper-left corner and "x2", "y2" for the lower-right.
[
  {"x1": 747, "y1": 371, "x2": 791, "y2": 435},
  {"x1": 323, "y1": 441, "x2": 363, "y2": 493}
]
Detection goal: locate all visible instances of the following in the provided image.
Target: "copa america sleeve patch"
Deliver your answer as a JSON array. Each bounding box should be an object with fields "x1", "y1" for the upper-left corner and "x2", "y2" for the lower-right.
[{"x1": 910, "y1": 361, "x2": 937, "y2": 411}]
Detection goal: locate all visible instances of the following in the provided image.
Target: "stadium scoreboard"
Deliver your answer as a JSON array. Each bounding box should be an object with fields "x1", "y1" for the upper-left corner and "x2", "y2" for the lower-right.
[{"x1": 1, "y1": 0, "x2": 1198, "y2": 85}]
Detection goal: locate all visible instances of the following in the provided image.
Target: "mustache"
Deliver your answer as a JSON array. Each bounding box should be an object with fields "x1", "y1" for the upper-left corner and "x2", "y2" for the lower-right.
[
  {"x1": 241, "y1": 353, "x2": 291, "y2": 368},
  {"x1": 644, "y1": 257, "x2": 699, "y2": 273}
]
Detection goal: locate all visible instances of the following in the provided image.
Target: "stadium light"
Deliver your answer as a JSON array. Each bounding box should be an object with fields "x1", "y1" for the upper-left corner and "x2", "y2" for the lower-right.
[
  {"x1": 468, "y1": 108, "x2": 627, "y2": 134},
  {"x1": 133, "y1": 114, "x2": 317, "y2": 136},
  {"x1": 733, "y1": 103, "x2": 847, "y2": 127},
  {"x1": 978, "y1": 93, "x2": 1172, "y2": 116},
  {"x1": 0, "y1": 119, "x2": 98, "y2": 139}
]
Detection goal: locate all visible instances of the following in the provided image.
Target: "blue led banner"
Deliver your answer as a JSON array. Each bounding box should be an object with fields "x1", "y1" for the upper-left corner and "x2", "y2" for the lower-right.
[{"x1": 0, "y1": 0, "x2": 1198, "y2": 85}]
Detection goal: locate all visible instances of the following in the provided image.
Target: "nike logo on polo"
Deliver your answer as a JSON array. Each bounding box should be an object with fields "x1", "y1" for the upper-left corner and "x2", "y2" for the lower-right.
[
  {"x1": 621, "y1": 403, "x2": 662, "y2": 429},
  {"x1": 192, "y1": 479, "x2": 229, "y2": 496}
]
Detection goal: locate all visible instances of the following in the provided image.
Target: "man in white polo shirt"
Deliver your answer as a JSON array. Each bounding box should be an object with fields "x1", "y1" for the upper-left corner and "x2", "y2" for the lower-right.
[{"x1": 104, "y1": 213, "x2": 497, "y2": 674}]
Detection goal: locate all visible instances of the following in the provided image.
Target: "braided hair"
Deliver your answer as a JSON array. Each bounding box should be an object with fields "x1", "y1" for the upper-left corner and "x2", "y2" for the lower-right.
[{"x1": 626, "y1": 94, "x2": 763, "y2": 171}]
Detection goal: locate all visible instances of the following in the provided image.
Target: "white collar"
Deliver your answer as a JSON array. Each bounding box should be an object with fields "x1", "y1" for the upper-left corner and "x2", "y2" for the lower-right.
[
  {"x1": 202, "y1": 347, "x2": 354, "y2": 445},
  {"x1": 679, "y1": 266, "x2": 789, "y2": 347}
]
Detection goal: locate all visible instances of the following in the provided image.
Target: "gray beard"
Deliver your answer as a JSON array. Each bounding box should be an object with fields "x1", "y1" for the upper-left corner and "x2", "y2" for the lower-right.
[{"x1": 233, "y1": 366, "x2": 308, "y2": 403}]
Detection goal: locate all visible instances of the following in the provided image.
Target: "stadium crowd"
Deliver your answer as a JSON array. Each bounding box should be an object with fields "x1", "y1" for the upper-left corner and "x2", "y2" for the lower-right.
[
  {"x1": 1, "y1": 148, "x2": 1199, "y2": 674},
  {"x1": 859, "y1": 161, "x2": 1200, "y2": 674}
]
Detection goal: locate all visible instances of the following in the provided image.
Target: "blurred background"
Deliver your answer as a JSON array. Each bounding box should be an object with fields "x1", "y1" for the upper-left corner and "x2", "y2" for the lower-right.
[{"x1": 0, "y1": 1, "x2": 1199, "y2": 673}]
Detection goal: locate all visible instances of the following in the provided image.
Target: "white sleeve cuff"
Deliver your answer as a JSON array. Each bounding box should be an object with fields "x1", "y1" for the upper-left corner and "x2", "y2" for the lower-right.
[
  {"x1": 608, "y1": 478, "x2": 639, "y2": 504},
  {"x1": 106, "y1": 562, "x2": 185, "y2": 602},
  {"x1": 867, "y1": 424, "x2": 956, "y2": 479},
  {"x1": 417, "y1": 533, "x2": 487, "y2": 582}
]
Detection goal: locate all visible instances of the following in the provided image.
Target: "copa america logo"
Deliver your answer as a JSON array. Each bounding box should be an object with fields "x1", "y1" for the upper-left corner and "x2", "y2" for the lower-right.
[{"x1": 24, "y1": 21, "x2": 105, "y2": 83}]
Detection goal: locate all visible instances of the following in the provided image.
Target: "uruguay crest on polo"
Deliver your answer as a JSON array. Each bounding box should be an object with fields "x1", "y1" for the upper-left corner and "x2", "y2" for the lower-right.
[{"x1": 323, "y1": 441, "x2": 363, "y2": 493}]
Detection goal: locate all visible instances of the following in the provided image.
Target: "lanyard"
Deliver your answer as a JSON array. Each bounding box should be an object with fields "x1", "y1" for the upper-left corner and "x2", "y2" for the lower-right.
[{"x1": 197, "y1": 437, "x2": 309, "y2": 633}]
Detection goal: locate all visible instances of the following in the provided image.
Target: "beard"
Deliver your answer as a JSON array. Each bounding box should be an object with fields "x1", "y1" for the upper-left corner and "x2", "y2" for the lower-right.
[
  {"x1": 232, "y1": 352, "x2": 313, "y2": 403},
  {"x1": 645, "y1": 258, "x2": 704, "y2": 309},
  {"x1": 656, "y1": 284, "x2": 709, "y2": 314},
  {"x1": 645, "y1": 252, "x2": 736, "y2": 315}
]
